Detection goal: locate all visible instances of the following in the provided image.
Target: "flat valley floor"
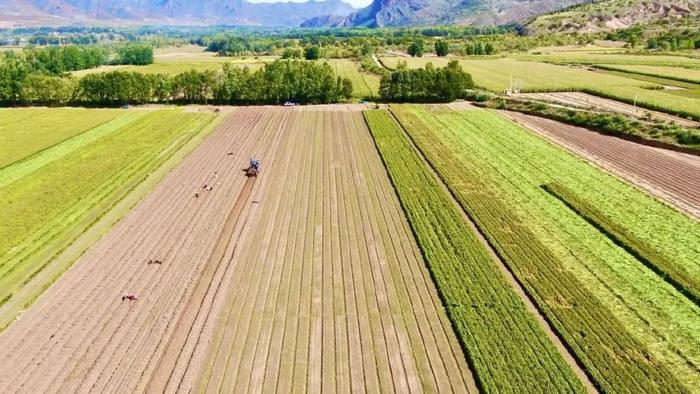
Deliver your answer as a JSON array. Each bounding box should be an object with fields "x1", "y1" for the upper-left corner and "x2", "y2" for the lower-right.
[{"x1": 0, "y1": 106, "x2": 476, "y2": 393}]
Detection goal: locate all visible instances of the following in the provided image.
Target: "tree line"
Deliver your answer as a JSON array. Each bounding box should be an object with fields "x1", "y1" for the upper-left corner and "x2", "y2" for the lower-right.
[
  {"x1": 379, "y1": 60, "x2": 474, "y2": 102},
  {"x1": 0, "y1": 43, "x2": 154, "y2": 76},
  {"x1": 0, "y1": 60, "x2": 352, "y2": 107}
]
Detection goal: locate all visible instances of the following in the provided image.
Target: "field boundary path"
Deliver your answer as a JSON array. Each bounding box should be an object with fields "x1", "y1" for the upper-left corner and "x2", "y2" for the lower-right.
[
  {"x1": 501, "y1": 110, "x2": 700, "y2": 219},
  {"x1": 386, "y1": 109, "x2": 598, "y2": 393},
  {"x1": 517, "y1": 92, "x2": 700, "y2": 128}
]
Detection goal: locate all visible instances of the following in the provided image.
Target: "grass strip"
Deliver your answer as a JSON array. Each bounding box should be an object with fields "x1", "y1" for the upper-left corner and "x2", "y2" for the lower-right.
[
  {"x1": 390, "y1": 105, "x2": 689, "y2": 394},
  {"x1": 364, "y1": 109, "x2": 585, "y2": 393},
  {"x1": 543, "y1": 183, "x2": 700, "y2": 306}
]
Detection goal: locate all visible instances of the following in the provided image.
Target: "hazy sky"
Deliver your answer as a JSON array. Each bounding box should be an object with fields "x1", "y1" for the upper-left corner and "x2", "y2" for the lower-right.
[{"x1": 247, "y1": 0, "x2": 373, "y2": 9}]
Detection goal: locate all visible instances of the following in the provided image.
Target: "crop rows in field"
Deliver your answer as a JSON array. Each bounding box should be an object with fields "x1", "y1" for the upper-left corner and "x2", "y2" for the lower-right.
[
  {"x1": 0, "y1": 108, "x2": 121, "y2": 169},
  {"x1": 327, "y1": 59, "x2": 380, "y2": 98},
  {"x1": 198, "y1": 109, "x2": 474, "y2": 393},
  {"x1": 0, "y1": 108, "x2": 268, "y2": 393},
  {"x1": 389, "y1": 104, "x2": 699, "y2": 392},
  {"x1": 514, "y1": 53, "x2": 700, "y2": 68},
  {"x1": 379, "y1": 56, "x2": 700, "y2": 119},
  {"x1": 0, "y1": 109, "x2": 218, "y2": 327},
  {"x1": 500, "y1": 110, "x2": 700, "y2": 218},
  {"x1": 0, "y1": 106, "x2": 479, "y2": 393},
  {"x1": 596, "y1": 64, "x2": 700, "y2": 84},
  {"x1": 364, "y1": 110, "x2": 586, "y2": 392},
  {"x1": 543, "y1": 182, "x2": 700, "y2": 305}
]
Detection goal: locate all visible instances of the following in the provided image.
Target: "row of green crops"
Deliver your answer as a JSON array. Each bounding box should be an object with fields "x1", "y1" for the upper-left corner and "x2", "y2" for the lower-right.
[
  {"x1": 363, "y1": 110, "x2": 586, "y2": 393},
  {"x1": 389, "y1": 104, "x2": 697, "y2": 392},
  {"x1": 378, "y1": 57, "x2": 700, "y2": 119},
  {"x1": 0, "y1": 108, "x2": 121, "y2": 169},
  {"x1": 0, "y1": 109, "x2": 218, "y2": 318},
  {"x1": 543, "y1": 183, "x2": 700, "y2": 306}
]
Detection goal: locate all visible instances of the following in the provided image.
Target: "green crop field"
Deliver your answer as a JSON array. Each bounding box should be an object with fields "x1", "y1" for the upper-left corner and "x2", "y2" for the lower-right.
[
  {"x1": 0, "y1": 108, "x2": 219, "y2": 325},
  {"x1": 379, "y1": 57, "x2": 700, "y2": 118},
  {"x1": 72, "y1": 47, "x2": 276, "y2": 77},
  {"x1": 327, "y1": 59, "x2": 380, "y2": 98},
  {"x1": 597, "y1": 64, "x2": 700, "y2": 84},
  {"x1": 72, "y1": 59, "x2": 270, "y2": 76},
  {"x1": 386, "y1": 104, "x2": 700, "y2": 392},
  {"x1": 0, "y1": 108, "x2": 121, "y2": 169},
  {"x1": 364, "y1": 109, "x2": 585, "y2": 393},
  {"x1": 515, "y1": 53, "x2": 700, "y2": 68}
]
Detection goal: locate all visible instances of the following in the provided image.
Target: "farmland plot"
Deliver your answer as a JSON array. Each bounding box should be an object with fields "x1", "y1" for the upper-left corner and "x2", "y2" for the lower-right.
[
  {"x1": 0, "y1": 109, "x2": 219, "y2": 328},
  {"x1": 196, "y1": 109, "x2": 475, "y2": 393},
  {"x1": 327, "y1": 59, "x2": 380, "y2": 98},
  {"x1": 0, "y1": 108, "x2": 121, "y2": 169},
  {"x1": 364, "y1": 110, "x2": 587, "y2": 392},
  {"x1": 0, "y1": 107, "x2": 279, "y2": 393},
  {"x1": 0, "y1": 106, "x2": 475, "y2": 393},
  {"x1": 501, "y1": 110, "x2": 700, "y2": 217},
  {"x1": 379, "y1": 56, "x2": 700, "y2": 118},
  {"x1": 596, "y1": 64, "x2": 700, "y2": 84},
  {"x1": 390, "y1": 105, "x2": 700, "y2": 392},
  {"x1": 516, "y1": 92, "x2": 699, "y2": 128}
]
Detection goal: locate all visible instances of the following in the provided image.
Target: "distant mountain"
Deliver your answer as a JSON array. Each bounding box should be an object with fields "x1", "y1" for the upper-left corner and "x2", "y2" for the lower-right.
[
  {"x1": 525, "y1": 0, "x2": 700, "y2": 34},
  {"x1": 303, "y1": 0, "x2": 589, "y2": 27},
  {"x1": 0, "y1": 0, "x2": 356, "y2": 27}
]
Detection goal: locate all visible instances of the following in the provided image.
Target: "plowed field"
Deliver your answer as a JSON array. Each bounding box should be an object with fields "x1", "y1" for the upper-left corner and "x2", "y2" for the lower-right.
[{"x1": 0, "y1": 106, "x2": 474, "y2": 393}]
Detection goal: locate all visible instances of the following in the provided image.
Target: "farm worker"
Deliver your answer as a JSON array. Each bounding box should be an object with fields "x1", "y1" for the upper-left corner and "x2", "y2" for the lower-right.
[{"x1": 121, "y1": 293, "x2": 138, "y2": 301}]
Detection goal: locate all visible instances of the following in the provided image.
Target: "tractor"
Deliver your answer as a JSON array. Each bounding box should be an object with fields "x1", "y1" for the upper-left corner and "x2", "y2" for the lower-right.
[{"x1": 245, "y1": 158, "x2": 260, "y2": 177}]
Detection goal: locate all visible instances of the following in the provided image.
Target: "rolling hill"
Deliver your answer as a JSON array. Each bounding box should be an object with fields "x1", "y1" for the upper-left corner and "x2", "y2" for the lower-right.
[{"x1": 525, "y1": 0, "x2": 700, "y2": 34}]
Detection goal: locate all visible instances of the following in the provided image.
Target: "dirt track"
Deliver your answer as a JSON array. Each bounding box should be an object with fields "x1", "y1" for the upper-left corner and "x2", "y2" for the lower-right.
[
  {"x1": 0, "y1": 107, "x2": 474, "y2": 393},
  {"x1": 501, "y1": 111, "x2": 700, "y2": 219},
  {"x1": 518, "y1": 92, "x2": 699, "y2": 128}
]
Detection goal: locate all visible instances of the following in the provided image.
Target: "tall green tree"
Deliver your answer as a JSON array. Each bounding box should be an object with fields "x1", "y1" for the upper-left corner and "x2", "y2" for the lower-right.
[
  {"x1": 435, "y1": 40, "x2": 449, "y2": 57},
  {"x1": 408, "y1": 39, "x2": 424, "y2": 57}
]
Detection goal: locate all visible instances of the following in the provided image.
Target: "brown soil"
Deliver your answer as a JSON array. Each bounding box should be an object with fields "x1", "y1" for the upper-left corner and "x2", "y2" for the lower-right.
[{"x1": 0, "y1": 106, "x2": 476, "y2": 393}]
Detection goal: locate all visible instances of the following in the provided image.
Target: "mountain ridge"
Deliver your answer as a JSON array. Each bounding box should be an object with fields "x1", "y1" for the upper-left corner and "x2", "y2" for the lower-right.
[
  {"x1": 304, "y1": 0, "x2": 590, "y2": 27},
  {"x1": 0, "y1": 0, "x2": 356, "y2": 27}
]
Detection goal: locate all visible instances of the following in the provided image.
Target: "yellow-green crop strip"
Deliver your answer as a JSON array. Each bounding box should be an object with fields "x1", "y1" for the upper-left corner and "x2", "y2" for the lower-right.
[
  {"x1": 389, "y1": 104, "x2": 699, "y2": 392},
  {"x1": 0, "y1": 109, "x2": 217, "y2": 313},
  {"x1": 0, "y1": 108, "x2": 122, "y2": 169},
  {"x1": 328, "y1": 59, "x2": 380, "y2": 98},
  {"x1": 364, "y1": 109, "x2": 585, "y2": 393},
  {"x1": 596, "y1": 64, "x2": 700, "y2": 84}
]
